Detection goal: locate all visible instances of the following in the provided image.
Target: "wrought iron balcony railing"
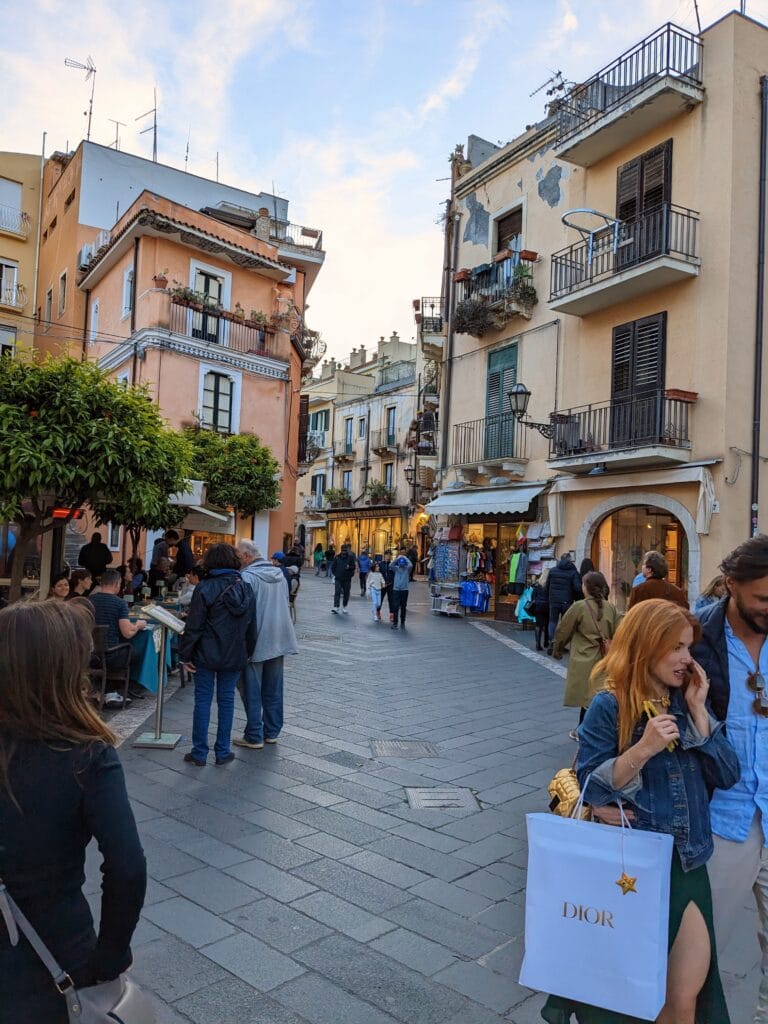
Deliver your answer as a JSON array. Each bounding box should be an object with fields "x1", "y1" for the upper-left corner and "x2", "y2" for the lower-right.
[
  {"x1": 333, "y1": 439, "x2": 356, "y2": 459},
  {"x1": 555, "y1": 23, "x2": 703, "y2": 148},
  {"x1": 548, "y1": 390, "x2": 693, "y2": 460},
  {"x1": 550, "y1": 203, "x2": 699, "y2": 302},
  {"x1": 457, "y1": 254, "x2": 533, "y2": 305},
  {"x1": 269, "y1": 218, "x2": 324, "y2": 251},
  {"x1": 419, "y1": 297, "x2": 444, "y2": 333},
  {"x1": 168, "y1": 297, "x2": 277, "y2": 358},
  {"x1": 452, "y1": 412, "x2": 523, "y2": 466},
  {"x1": 0, "y1": 283, "x2": 27, "y2": 310},
  {"x1": 370, "y1": 428, "x2": 398, "y2": 451},
  {"x1": 0, "y1": 205, "x2": 31, "y2": 237}
]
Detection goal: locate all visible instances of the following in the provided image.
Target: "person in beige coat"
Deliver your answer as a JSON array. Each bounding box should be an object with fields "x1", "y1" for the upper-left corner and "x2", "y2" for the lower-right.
[{"x1": 553, "y1": 571, "x2": 621, "y2": 740}]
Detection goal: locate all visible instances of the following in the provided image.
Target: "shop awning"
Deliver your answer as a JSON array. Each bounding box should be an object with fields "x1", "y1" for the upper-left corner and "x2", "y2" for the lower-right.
[
  {"x1": 424, "y1": 484, "x2": 545, "y2": 516},
  {"x1": 182, "y1": 506, "x2": 236, "y2": 533},
  {"x1": 304, "y1": 520, "x2": 327, "y2": 529}
]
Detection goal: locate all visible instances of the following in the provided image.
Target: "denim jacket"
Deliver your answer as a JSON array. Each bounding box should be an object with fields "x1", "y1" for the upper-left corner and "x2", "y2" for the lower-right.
[{"x1": 577, "y1": 689, "x2": 740, "y2": 871}]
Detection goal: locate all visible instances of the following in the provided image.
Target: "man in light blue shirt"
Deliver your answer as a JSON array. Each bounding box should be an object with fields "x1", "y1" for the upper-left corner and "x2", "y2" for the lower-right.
[
  {"x1": 390, "y1": 550, "x2": 412, "y2": 631},
  {"x1": 693, "y1": 535, "x2": 768, "y2": 1022}
]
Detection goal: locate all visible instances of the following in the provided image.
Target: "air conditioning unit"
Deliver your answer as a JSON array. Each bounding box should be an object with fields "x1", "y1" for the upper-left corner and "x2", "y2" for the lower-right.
[{"x1": 77, "y1": 244, "x2": 93, "y2": 270}]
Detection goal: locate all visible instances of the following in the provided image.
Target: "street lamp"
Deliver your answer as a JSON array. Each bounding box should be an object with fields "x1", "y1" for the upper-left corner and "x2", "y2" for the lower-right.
[
  {"x1": 403, "y1": 464, "x2": 416, "y2": 485},
  {"x1": 507, "y1": 383, "x2": 555, "y2": 439}
]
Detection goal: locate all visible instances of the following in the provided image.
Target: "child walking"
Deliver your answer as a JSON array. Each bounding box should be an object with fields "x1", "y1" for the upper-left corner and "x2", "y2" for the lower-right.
[{"x1": 368, "y1": 562, "x2": 386, "y2": 622}]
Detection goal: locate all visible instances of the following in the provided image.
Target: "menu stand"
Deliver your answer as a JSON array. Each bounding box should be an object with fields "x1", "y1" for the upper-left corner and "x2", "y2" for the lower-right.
[{"x1": 133, "y1": 606, "x2": 185, "y2": 750}]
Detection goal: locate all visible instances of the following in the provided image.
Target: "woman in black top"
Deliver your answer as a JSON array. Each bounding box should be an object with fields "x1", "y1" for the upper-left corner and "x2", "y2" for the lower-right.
[{"x1": 0, "y1": 600, "x2": 146, "y2": 1024}]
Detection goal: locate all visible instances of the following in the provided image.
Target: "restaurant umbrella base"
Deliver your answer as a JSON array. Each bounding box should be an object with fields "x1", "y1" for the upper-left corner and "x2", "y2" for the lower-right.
[{"x1": 133, "y1": 731, "x2": 182, "y2": 749}]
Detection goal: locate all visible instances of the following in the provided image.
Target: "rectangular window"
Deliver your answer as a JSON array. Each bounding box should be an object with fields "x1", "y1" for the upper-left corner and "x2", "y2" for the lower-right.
[
  {"x1": 64, "y1": 189, "x2": 76, "y2": 211},
  {"x1": 202, "y1": 371, "x2": 233, "y2": 433},
  {"x1": 384, "y1": 463, "x2": 394, "y2": 491},
  {"x1": 615, "y1": 140, "x2": 672, "y2": 267},
  {"x1": 311, "y1": 473, "x2": 326, "y2": 497},
  {"x1": 107, "y1": 523, "x2": 121, "y2": 550},
  {"x1": 386, "y1": 406, "x2": 396, "y2": 445},
  {"x1": 344, "y1": 417, "x2": 353, "y2": 451},
  {"x1": 191, "y1": 269, "x2": 224, "y2": 344},
  {"x1": 44, "y1": 288, "x2": 52, "y2": 331},
  {"x1": 485, "y1": 345, "x2": 517, "y2": 460},
  {"x1": 310, "y1": 409, "x2": 330, "y2": 432},
  {"x1": 0, "y1": 324, "x2": 16, "y2": 357},
  {"x1": 89, "y1": 298, "x2": 100, "y2": 343},
  {"x1": 57, "y1": 272, "x2": 67, "y2": 317},
  {"x1": 117, "y1": 372, "x2": 129, "y2": 388},
  {"x1": 121, "y1": 267, "x2": 134, "y2": 318},
  {"x1": 0, "y1": 178, "x2": 23, "y2": 235},
  {"x1": 0, "y1": 259, "x2": 19, "y2": 307},
  {"x1": 611, "y1": 312, "x2": 666, "y2": 446},
  {"x1": 496, "y1": 207, "x2": 523, "y2": 254},
  {"x1": 358, "y1": 417, "x2": 366, "y2": 439},
  {"x1": 48, "y1": 216, "x2": 57, "y2": 234},
  {"x1": 342, "y1": 470, "x2": 352, "y2": 492}
]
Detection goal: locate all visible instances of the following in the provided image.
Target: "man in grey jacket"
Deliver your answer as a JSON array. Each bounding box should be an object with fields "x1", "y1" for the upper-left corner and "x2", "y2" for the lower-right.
[{"x1": 234, "y1": 540, "x2": 299, "y2": 749}]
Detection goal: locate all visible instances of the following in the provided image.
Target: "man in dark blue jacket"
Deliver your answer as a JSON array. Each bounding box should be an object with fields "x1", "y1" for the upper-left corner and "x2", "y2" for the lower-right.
[
  {"x1": 331, "y1": 544, "x2": 356, "y2": 614},
  {"x1": 692, "y1": 535, "x2": 768, "y2": 1023},
  {"x1": 544, "y1": 553, "x2": 583, "y2": 648}
]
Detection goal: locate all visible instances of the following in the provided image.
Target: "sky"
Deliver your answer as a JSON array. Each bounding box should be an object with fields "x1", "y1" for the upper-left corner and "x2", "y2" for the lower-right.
[{"x1": 2, "y1": 0, "x2": 767, "y2": 363}]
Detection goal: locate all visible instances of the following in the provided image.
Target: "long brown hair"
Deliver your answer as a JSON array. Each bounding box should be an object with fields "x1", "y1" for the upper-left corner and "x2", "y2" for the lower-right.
[
  {"x1": 589, "y1": 598, "x2": 700, "y2": 751},
  {"x1": 583, "y1": 571, "x2": 609, "y2": 620},
  {"x1": 0, "y1": 601, "x2": 116, "y2": 798}
]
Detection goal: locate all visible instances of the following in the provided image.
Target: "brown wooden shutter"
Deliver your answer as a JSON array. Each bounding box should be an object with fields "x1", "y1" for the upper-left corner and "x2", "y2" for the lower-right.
[
  {"x1": 632, "y1": 312, "x2": 666, "y2": 396},
  {"x1": 616, "y1": 158, "x2": 641, "y2": 222},
  {"x1": 297, "y1": 393, "x2": 309, "y2": 462},
  {"x1": 611, "y1": 321, "x2": 634, "y2": 403},
  {"x1": 641, "y1": 140, "x2": 672, "y2": 211}
]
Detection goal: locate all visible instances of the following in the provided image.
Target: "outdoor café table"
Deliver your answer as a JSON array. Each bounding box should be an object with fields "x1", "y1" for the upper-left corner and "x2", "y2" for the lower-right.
[{"x1": 130, "y1": 620, "x2": 172, "y2": 693}]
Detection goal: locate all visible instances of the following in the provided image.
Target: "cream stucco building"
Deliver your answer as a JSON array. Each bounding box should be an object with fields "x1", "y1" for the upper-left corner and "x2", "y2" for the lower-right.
[{"x1": 421, "y1": 12, "x2": 768, "y2": 618}]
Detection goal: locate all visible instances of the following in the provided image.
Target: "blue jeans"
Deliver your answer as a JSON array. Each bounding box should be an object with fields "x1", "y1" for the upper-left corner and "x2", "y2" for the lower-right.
[
  {"x1": 548, "y1": 601, "x2": 570, "y2": 642},
  {"x1": 192, "y1": 667, "x2": 240, "y2": 761},
  {"x1": 241, "y1": 657, "x2": 284, "y2": 743},
  {"x1": 370, "y1": 588, "x2": 382, "y2": 618}
]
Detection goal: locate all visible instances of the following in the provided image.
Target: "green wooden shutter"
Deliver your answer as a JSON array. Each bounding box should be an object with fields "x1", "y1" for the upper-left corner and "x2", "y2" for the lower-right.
[{"x1": 485, "y1": 346, "x2": 517, "y2": 458}]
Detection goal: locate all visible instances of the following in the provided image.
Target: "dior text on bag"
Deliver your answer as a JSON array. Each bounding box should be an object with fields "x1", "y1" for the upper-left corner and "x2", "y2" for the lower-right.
[{"x1": 0, "y1": 878, "x2": 155, "y2": 1024}]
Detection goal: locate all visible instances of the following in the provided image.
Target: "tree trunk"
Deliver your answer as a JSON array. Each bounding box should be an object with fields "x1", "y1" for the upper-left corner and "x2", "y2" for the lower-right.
[{"x1": 128, "y1": 526, "x2": 141, "y2": 563}]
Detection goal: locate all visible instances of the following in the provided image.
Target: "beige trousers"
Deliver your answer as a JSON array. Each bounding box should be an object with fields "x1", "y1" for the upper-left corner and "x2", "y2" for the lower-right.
[{"x1": 708, "y1": 813, "x2": 768, "y2": 1023}]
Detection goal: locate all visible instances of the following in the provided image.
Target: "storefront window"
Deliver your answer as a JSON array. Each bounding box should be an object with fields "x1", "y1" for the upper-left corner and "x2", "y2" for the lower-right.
[{"x1": 592, "y1": 505, "x2": 688, "y2": 612}]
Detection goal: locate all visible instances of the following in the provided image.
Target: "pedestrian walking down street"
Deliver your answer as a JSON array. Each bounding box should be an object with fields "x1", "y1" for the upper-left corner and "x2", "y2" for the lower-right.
[
  {"x1": 543, "y1": 599, "x2": 739, "y2": 1023},
  {"x1": 235, "y1": 541, "x2": 299, "y2": 750},
  {"x1": 530, "y1": 572, "x2": 549, "y2": 651},
  {"x1": 0, "y1": 601, "x2": 146, "y2": 1024},
  {"x1": 628, "y1": 550, "x2": 689, "y2": 610},
  {"x1": 381, "y1": 554, "x2": 396, "y2": 623},
  {"x1": 544, "y1": 552, "x2": 583, "y2": 647},
  {"x1": 692, "y1": 574, "x2": 726, "y2": 618},
  {"x1": 368, "y1": 562, "x2": 386, "y2": 621},
  {"x1": 552, "y1": 572, "x2": 621, "y2": 739},
  {"x1": 313, "y1": 543, "x2": 325, "y2": 576},
  {"x1": 692, "y1": 535, "x2": 768, "y2": 1022},
  {"x1": 324, "y1": 543, "x2": 335, "y2": 579},
  {"x1": 331, "y1": 544, "x2": 356, "y2": 613},
  {"x1": 358, "y1": 550, "x2": 371, "y2": 596},
  {"x1": 407, "y1": 544, "x2": 419, "y2": 582},
  {"x1": 272, "y1": 551, "x2": 300, "y2": 623},
  {"x1": 179, "y1": 544, "x2": 256, "y2": 767},
  {"x1": 390, "y1": 551, "x2": 412, "y2": 629}
]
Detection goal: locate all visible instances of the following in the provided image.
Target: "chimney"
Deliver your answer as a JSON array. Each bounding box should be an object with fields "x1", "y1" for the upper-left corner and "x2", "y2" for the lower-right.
[{"x1": 254, "y1": 207, "x2": 271, "y2": 241}]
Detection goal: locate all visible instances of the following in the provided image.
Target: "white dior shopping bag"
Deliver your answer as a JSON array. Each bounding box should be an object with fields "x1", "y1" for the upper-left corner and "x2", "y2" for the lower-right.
[{"x1": 519, "y1": 811, "x2": 673, "y2": 1020}]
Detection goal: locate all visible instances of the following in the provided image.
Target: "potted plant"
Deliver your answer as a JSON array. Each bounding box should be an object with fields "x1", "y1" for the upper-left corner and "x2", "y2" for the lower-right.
[
  {"x1": 493, "y1": 250, "x2": 512, "y2": 264},
  {"x1": 364, "y1": 479, "x2": 392, "y2": 505},
  {"x1": 665, "y1": 388, "x2": 698, "y2": 403},
  {"x1": 506, "y1": 262, "x2": 538, "y2": 308},
  {"x1": 454, "y1": 297, "x2": 494, "y2": 337},
  {"x1": 153, "y1": 268, "x2": 169, "y2": 289},
  {"x1": 170, "y1": 285, "x2": 199, "y2": 308},
  {"x1": 233, "y1": 302, "x2": 245, "y2": 320},
  {"x1": 453, "y1": 268, "x2": 471, "y2": 283},
  {"x1": 324, "y1": 486, "x2": 351, "y2": 508},
  {"x1": 246, "y1": 309, "x2": 268, "y2": 328},
  {"x1": 519, "y1": 249, "x2": 538, "y2": 262}
]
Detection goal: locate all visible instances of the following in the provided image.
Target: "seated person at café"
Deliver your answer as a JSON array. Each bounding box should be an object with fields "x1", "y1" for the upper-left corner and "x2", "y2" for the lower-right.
[
  {"x1": 67, "y1": 567, "x2": 92, "y2": 598},
  {"x1": 178, "y1": 563, "x2": 205, "y2": 610},
  {"x1": 89, "y1": 569, "x2": 147, "y2": 673}
]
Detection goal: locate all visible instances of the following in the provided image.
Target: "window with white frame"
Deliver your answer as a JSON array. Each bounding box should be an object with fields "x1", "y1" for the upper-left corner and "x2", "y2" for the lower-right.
[
  {"x1": 58, "y1": 271, "x2": 67, "y2": 316},
  {"x1": 202, "y1": 371, "x2": 233, "y2": 433},
  {"x1": 44, "y1": 288, "x2": 52, "y2": 331},
  {"x1": 107, "y1": 523, "x2": 121, "y2": 550},
  {"x1": 0, "y1": 324, "x2": 15, "y2": 357},
  {"x1": 121, "y1": 267, "x2": 134, "y2": 318},
  {"x1": 117, "y1": 372, "x2": 130, "y2": 388},
  {"x1": 342, "y1": 469, "x2": 352, "y2": 493},
  {"x1": 495, "y1": 207, "x2": 523, "y2": 255},
  {"x1": 310, "y1": 473, "x2": 326, "y2": 499},
  {"x1": 89, "y1": 298, "x2": 100, "y2": 343},
  {"x1": 358, "y1": 416, "x2": 366, "y2": 439},
  {"x1": 384, "y1": 462, "x2": 394, "y2": 491},
  {"x1": 0, "y1": 259, "x2": 19, "y2": 307}
]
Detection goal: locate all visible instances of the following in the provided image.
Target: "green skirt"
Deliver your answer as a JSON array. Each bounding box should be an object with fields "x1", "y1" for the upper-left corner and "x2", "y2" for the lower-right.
[{"x1": 540, "y1": 850, "x2": 730, "y2": 1024}]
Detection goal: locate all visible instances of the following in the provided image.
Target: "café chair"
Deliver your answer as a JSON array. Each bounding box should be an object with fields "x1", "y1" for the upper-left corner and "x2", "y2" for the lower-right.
[{"x1": 89, "y1": 625, "x2": 132, "y2": 709}]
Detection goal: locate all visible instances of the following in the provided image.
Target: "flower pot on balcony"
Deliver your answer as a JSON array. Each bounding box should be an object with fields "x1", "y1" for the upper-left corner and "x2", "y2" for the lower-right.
[
  {"x1": 519, "y1": 249, "x2": 538, "y2": 262},
  {"x1": 665, "y1": 389, "x2": 698, "y2": 403},
  {"x1": 412, "y1": 299, "x2": 421, "y2": 311},
  {"x1": 153, "y1": 274, "x2": 168, "y2": 289},
  {"x1": 492, "y1": 250, "x2": 511, "y2": 264},
  {"x1": 453, "y1": 269, "x2": 471, "y2": 283}
]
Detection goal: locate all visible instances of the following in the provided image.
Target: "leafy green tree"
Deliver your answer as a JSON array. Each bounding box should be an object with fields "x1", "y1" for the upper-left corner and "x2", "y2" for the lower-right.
[
  {"x1": 0, "y1": 357, "x2": 191, "y2": 602},
  {"x1": 185, "y1": 428, "x2": 280, "y2": 519}
]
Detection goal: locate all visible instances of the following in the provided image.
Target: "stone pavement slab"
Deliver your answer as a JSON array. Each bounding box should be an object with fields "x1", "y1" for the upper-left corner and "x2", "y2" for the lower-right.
[{"x1": 93, "y1": 576, "x2": 762, "y2": 1022}]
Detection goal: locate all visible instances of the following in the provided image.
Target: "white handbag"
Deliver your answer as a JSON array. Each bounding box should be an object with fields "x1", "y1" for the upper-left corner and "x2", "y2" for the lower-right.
[
  {"x1": 519, "y1": 786, "x2": 673, "y2": 1020},
  {"x1": 0, "y1": 878, "x2": 155, "y2": 1024}
]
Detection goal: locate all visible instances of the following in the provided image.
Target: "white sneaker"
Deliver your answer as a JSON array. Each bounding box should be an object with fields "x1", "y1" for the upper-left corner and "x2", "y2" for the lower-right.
[
  {"x1": 341, "y1": 607, "x2": 348, "y2": 614},
  {"x1": 331, "y1": 607, "x2": 339, "y2": 614},
  {"x1": 104, "y1": 691, "x2": 128, "y2": 708}
]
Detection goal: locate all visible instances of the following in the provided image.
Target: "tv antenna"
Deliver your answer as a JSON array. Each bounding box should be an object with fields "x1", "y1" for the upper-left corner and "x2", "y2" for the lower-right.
[
  {"x1": 64, "y1": 56, "x2": 97, "y2": 142},
  {"x1": 184, "y1": 126, "x2": 191, "y2": 172},
  {"x1": 136, "y1": 88, "x2": 158, "y2": 163},
  {"x1": 529, "y1": 69, "x2": 571, "y2": 105},
  {"x1": 108, "y1": 118, "x2": 126, "y2": 151}
]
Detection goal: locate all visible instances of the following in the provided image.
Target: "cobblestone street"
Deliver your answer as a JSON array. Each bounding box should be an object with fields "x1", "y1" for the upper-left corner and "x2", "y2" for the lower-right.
[{"x1": 96, "y1": 576, "x2": 761, "y2": 1023}]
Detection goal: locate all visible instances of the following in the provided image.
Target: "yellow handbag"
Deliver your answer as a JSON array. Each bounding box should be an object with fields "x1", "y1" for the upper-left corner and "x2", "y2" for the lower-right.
[{"x1": 548, "y1": 766, "x2": 591, "y2": 820}]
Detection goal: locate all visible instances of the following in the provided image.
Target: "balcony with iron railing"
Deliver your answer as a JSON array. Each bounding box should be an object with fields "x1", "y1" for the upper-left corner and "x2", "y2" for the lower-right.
[
  {"x1": 417, "y1": 296, "x2": 445, "y2": 360},
  {"x1": 555, "y1": 23, "x2": 704, "y2": 166},
  {"x1": 370, "y1": 428, "x2": 399, "y2": 452},
  {"x1": 549, "y1": 203, "x2": 700, "y2": 316},
  {"x1": 167, "y1": 295, "x2": 281, "y2": 360},
  {"x1": 0, "y1": 283, "x2": 27, "y2": 311},
  {"x1": 452, "y1": 412, "x2": 527, "y2": 470},
  {"x1": 333, "y1": 439, "x2": 356, "y2": 461},
  {"x1": 0, "y1": 205, "x2": 31, "y2": 238},
  {"x1": 269, "y1": 218, "x2": 324, "y2": 252},
  {"x1": 548, "y1": 389, "x2": 695, "y2": 473}
]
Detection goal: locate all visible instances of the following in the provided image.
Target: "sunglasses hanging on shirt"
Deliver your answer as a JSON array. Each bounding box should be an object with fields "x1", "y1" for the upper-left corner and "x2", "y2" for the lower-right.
[{"x1": 746, "y1": 671, "x2": 768, "y2": 717}]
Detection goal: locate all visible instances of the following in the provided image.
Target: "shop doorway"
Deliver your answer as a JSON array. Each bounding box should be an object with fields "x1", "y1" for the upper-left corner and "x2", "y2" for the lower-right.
[{"x1": 591, "y1": 504, "x2": 688, "y2": 612}]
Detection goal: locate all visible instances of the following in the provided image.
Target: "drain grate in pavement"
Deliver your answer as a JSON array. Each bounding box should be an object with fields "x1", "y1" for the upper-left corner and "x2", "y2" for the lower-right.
[
  {"x1": 370, "y1": 739, "x2": 441, "y2": 758},
  {"x1": 323, "y1": 750, "x2": 370, "y2": 768},
  {"x1": 405, "y1": 787, "x2": 479, "y2": 810},
  {"x1": 299, "y1": 633, "x2": 342, "y2": 642}
]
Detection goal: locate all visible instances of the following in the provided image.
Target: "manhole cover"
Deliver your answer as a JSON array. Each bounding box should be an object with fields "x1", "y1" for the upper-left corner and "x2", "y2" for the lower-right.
[
  {"x1": 299, "y1": 633, "x2": 342, "y2": 642},
  {"x1": 323, "y1": 750, "x2": 369, "y2": 768},
  {"x1": 405, "y1": 787, "x2": 479, "y2": 810},
  {"x1": 370, "y1": 739, "x2": 441, "y2": 758}
]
